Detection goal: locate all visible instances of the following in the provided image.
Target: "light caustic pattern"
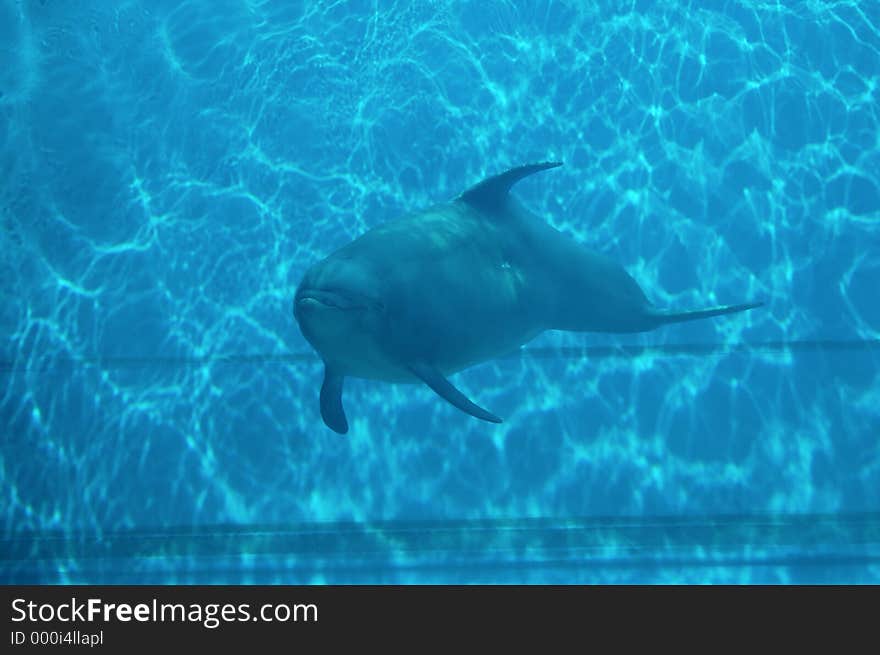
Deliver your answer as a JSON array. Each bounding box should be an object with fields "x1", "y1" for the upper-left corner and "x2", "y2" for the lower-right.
[{"x1": 1, "y1": 1, "x2": 879, "y2": 557}]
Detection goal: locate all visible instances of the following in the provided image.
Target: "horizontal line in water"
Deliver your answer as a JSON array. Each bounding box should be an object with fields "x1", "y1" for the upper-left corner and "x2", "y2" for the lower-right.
[
  {"x1": 1, "y1": 339, "x2": 878, "y2": 373},
  {"x1": 3, "y1": 512, "x2": 878, "y2": 562}
]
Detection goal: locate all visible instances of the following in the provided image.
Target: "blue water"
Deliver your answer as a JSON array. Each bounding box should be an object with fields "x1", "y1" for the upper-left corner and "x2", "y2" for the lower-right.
[{"x1": 1, "y1": 1, "x2": 878, "y2": 583}]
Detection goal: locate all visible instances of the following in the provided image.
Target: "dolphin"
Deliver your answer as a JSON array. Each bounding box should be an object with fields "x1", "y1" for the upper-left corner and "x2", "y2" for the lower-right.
[{"x1": 294, "y1": 162, "x2": 761, "y2": 434}]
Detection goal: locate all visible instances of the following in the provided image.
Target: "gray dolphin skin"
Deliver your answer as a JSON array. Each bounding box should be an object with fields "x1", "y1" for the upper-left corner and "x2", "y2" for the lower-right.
[{"x1": 294, "y1": 162, "x2": 762, "y2": 434}]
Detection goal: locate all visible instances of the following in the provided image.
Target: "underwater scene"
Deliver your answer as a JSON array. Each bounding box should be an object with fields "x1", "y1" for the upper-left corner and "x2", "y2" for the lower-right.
[{"x1": 1, "y1": 0, "x2": 879, "y2": 583}]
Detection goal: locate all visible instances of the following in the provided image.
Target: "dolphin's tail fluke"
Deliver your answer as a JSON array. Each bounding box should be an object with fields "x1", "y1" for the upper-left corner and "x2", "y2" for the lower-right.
[{"x1": 651, "y1": 301, "x2": 764, "y2": 326}]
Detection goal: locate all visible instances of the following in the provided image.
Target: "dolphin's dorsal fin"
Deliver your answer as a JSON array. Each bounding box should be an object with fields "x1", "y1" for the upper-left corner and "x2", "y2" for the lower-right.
[
  {"x1": 408, "y1": 362, "x2": 503, "y2": 424},
  {"x1": 458, "y1": 161, "x2": 562, "y2": 213}
]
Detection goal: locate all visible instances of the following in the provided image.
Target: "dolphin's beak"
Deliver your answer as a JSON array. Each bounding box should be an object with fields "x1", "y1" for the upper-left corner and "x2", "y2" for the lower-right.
[{"x1": 294, "y1": 288, "x2": 372, "y2": 313}]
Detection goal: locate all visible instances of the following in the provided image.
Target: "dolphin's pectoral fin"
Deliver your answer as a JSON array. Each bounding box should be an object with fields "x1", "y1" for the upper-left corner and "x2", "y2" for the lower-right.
[
  {"x1": 408, "y1": 362, "x2": 503, "y2": 425},
  {"x1": 458, "y1": 161, "x2": 562, "y2": 213},
  {"x1": 649, "y1": 301, "x2": 764, "y2": 327},
  {"x1": 320, "y1": 366, "x2": 349, "y2": 434}
]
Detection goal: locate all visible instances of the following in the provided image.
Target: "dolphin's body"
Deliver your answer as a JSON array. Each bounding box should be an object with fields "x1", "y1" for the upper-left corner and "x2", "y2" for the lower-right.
[{"x1": 294, "y1": 162, "x2": 761, "y2": 433}]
